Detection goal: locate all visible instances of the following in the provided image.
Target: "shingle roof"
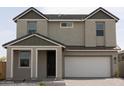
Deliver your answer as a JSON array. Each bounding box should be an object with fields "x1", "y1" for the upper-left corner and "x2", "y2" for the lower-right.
[
  {"x1": 46, "y1": 14, "x2": 88, "y2": 19},
  {"x1": 66, "y1": 46, "x2": 117, "y2": 50},
  {"x1": 13, "y1": 7, "x2": 119, "y2": 22}
]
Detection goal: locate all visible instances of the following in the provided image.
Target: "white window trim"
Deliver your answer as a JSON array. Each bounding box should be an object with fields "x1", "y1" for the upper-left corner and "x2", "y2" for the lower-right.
[
  {"x1": 27, "y1": 21, "x2": 37, "y2": 34},
  {"x1": 96, "y1": 22, "x2": 105, "y2": 36},
  {"x1": 18, "y1": 51, "x2": 31, "y2": 68},
  {"x1": 60, "y1": 22, "x2": 73, "y2": 28}
]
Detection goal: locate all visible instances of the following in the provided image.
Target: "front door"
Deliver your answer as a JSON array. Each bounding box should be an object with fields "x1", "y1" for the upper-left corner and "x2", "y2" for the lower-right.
[{"x1": 47, "y1": 50, "x2": 56, "y2": 77}]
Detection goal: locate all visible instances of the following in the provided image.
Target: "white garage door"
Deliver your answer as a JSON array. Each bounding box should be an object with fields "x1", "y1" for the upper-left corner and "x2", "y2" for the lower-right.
[{"x1": 64, "y1": 57, "x2": 111, "y2": 77}]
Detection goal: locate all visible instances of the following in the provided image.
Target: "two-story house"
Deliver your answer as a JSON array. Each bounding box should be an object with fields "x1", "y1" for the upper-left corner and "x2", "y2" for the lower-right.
[{"x1": 3, "y1": 7, "x2": 119, "y2": 81}]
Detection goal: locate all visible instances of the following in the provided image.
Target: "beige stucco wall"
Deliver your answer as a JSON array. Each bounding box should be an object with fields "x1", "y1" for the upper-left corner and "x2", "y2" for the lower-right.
[
  {"x1": 85, "y1": 20, "x2": 96, "y2": 47},
  {"x1": 85, "y1": 19, "x2": 116, "y2": 47},
  {"x1": 48, "y1": 21, "x2": 84, "y2": 46},
  {"x1": 37, "y1": 20, "x2": 48, "y2": 36},
  {"x1": 16, "y1": 19, "x2": 116, "y2": 47},
  {"x1": 17, "y1": 19, "x2": 48, "y2": 38},
  {"x1": 17, "y1": 20, "x2": 27, "y2": 38},
  {"x1": 105, "y1": 20, "x2": 116, "y2": 47},
  {"x1": 96, "y1": 36, "x2": 105, "y2": 46}
]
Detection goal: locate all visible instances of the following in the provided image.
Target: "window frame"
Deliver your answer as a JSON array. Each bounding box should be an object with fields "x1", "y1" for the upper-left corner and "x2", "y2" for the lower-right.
[
  {"x1": 60, "y1": 22, "x2": 73, "y2": 28},
  {"x1": 96, "y1": 22, "x2": 105, "y2": 36},
  {"x1": 18, "y1": 51, "x2": 31, "y2": 68},
  {"x1": 27, "y1": 21, "x2": 37, "y2": 34}
]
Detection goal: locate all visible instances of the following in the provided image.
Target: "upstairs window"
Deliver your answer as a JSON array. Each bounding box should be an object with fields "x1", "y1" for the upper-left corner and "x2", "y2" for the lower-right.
[
  {"x1": 60, "y1": 22, "x2": 73, "y2": 28},
  {"x1": 96, "y1": 22, "x2": 105, "y2": 36},
  {"x1": 19, "y1": 51, "x2": 30, "y2": 67},
  {"x1": 27, "y1": 21, "x2": 37, "y2": 34}
]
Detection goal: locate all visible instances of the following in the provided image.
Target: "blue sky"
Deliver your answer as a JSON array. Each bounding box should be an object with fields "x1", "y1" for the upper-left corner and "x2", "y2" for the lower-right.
[{"x1": 0, "y1": 7, "x2": 124, "y2": 57}]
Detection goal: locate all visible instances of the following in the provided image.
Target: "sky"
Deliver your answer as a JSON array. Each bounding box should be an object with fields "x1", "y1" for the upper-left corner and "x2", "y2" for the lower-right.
[{"x1": 0, "y1": 0, "x2": 124, "y2": 57}]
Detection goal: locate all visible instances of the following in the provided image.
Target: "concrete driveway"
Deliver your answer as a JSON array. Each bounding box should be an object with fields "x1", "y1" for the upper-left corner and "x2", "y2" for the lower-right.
[{"x1": 64, "y1": 78, "x2": 124, "y2": 86}]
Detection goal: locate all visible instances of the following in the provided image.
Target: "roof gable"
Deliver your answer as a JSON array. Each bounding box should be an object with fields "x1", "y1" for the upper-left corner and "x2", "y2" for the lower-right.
[
  {"x1": 3, "y1": 33, "x2": 65, "y2": 48},
  {"x1": 18, "y1": 10, "x2": 45, "y2": 19},
  {"x1": 12, "y1": 36, "x2": 57, "y2": 46},
  {"x1": 84, "y1": 7, "x2": 119, "y2": 21},
  {"x1": 88, "y1": 10, "x2": 113, "y2": 19},
  {"x1": 13, "y1": 7, "x2": 48, "y2": 22}
]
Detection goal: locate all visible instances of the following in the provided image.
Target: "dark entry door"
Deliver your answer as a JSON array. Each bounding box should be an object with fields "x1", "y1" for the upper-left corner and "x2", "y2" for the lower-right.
[{"x1": 47, "y1": 50, "x2": 56, "y2": 77}]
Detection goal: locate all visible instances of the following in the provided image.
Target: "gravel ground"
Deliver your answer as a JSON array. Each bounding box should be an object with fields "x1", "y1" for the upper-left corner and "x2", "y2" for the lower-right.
[
  {"x1": 0, "y1": 80, "x2": 65, "y2": 86},
  {"x1": 0, "y1": 78, "x2": 124, "y2": 86}
]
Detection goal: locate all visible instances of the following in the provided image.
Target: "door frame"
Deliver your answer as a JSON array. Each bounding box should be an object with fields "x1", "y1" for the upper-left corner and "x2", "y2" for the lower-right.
[{"x1": 36, "y1": 48, "x2": 57, "y2": 78}]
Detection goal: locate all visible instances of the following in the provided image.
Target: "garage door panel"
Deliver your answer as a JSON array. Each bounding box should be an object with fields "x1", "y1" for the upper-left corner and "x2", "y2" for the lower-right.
[{"x1": 64, "y1": 57, "x2": 111, "y2": 77}]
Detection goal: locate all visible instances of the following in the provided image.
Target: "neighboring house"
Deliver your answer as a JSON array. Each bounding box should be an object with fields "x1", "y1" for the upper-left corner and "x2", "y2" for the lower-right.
[
  {"x1": 118, "y1": 51, "x2": 124, "y2": 62},
  {"x1": 118, "y1": 50, "x2": 124, "y2": 77},
  {"x1": 3, "y1": 7, "x2": 120, "y2": 81}
]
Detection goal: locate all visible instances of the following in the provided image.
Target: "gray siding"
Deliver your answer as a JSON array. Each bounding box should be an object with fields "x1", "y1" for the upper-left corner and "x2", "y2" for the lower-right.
[
  {"x1": 89, "y1": 11, "x2": 113, "y2": 19},
  {"x1": 48, "y1": 21, "x2": 84, "y2": 46},
  {"x1": 13, "y1": 50, "x2": 31, "y2": 81},
  {"x1": 19, "y1": 10, "x2": 45, "y2": 19},
  {"x1": 12, "y1": 36, "x2": 56, "y2": 46}
]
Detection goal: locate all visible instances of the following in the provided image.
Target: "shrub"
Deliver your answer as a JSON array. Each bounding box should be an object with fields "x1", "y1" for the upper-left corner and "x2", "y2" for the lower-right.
[
  {"x1": 0, "y1": 56, "x2": 6, "y2": 62},
  {"x1": 39, "y1": 81, "x2": 45, "y2": 86}
]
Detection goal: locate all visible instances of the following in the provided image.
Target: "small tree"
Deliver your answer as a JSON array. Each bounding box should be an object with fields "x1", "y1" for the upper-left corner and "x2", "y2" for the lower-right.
[{"x1": 0, "y1": 56, "x2": 6, "y2": 62}]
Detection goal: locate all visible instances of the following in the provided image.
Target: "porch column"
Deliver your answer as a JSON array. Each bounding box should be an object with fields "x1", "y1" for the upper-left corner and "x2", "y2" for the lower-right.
[
  {"x1": 6, "y1": 47, "x2": 13, "y2": 80},
  {"x1": 31, "y1": 48, "x2": 37, "y2": 80},
  {"x1": 56, "y1": 47, "x2": 62, "y2": 79}
]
